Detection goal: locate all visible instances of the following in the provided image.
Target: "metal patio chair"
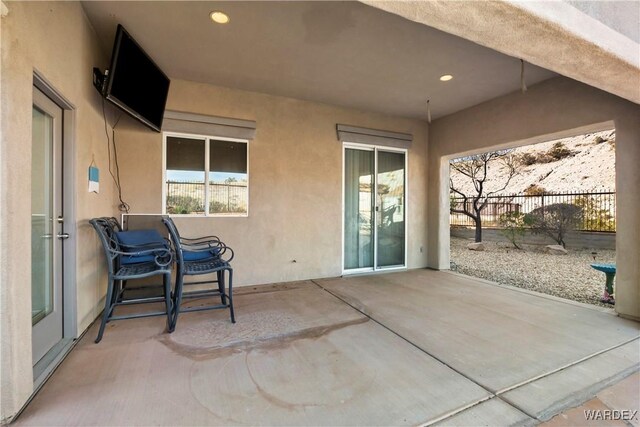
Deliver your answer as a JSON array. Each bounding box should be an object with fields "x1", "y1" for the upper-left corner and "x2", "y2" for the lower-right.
[
  {"x1": 161, "y1": 216, "x2": 235, "y2": 331},
  {"x1": 90, "y1": 217, "x2": 173, "y2": 343}
]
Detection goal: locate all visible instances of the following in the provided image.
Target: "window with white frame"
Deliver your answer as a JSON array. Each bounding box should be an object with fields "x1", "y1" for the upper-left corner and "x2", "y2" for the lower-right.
[{"x1": 163, "y1": 133, "x2": 249, "y2": 216}]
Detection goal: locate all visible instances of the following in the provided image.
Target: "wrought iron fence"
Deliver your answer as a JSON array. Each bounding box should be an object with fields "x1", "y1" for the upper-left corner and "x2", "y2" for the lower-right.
[
  {"x1": 450, "y1": 190, "x2": 616, "y2": 232},
  {"x1": 209, "y1": 182, "x2": 248, "y2": 213},
  {"x1": 166, "y1": 181, "x2": 248, "y2": 214}
]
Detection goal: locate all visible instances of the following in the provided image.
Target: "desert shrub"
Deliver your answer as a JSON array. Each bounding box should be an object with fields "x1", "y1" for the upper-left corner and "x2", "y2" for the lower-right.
[
  {"x1": 547, "y1": 142, "x2": 574, "y2": 161},
  {"x1": 209, "y1": 200, "x2": 245, "y2": 214},
  {"x1": 519, "y1": 142, "x2": 575, "y2": 166},
  {"x1": 450, "y1": 195, "x2": 458, "y2": 211},
  {"x1": 521, "y1": 152, "x2": 556, "y2": 165},
  {"x1": 524, "y1": 184, "x2": 546, "y2": 196},
  {"x1": 574, "y1": 195, "x2": 615, "y2": 232},
  {"x1": 525, "y1": 203, "x2": 582, "y2": 248},
  {"x1": 498, "y1": 211, "x2": 530, "y2": 249},
  {"x1": 166, "y1": 195, "x2": 204, "y2": 214},
  {"x1": 519, "y1": 152, "x2": 539, "y2": 166}
]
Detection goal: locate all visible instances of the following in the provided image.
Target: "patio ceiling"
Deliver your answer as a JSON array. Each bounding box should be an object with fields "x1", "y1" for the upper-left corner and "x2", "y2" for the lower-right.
[{"x1": 81, "y1": 1, "x2": 556, "y2": 120}]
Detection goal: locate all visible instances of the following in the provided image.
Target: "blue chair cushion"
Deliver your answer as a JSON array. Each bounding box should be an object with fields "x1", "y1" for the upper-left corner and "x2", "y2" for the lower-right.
[
  {"x1": 183, "y1": 247, "x2": 220, "y2": 262},
  {"x1": 115, "y1": 229, "x2": 168, "y2": 265}
]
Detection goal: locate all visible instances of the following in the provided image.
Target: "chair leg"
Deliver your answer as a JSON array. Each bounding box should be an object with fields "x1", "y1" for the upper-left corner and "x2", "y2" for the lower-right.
[
  {"x1": 217, "y1": 270, "x2": 227, "y2": 305},
  {"x1": 95, "y1": 278, "x2": 115, "y2": 343},
  {"x1": 164, "y1": 273, "x2": 174, "y2": 333},
  {"x1": 171, "y1": 275, "x2": 184, "y2": 331},
  {"x1": 116, "y1": 279, "x2": 127, "y2": 303},
  {"x1": 227, "y1": 269, "x2": 235, "y2": 324}
]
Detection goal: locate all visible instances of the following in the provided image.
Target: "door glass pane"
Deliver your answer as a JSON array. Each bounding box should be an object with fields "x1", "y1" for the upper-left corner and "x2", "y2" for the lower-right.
[
  {"x1": 209, "y1": 140, "x2": 248, "y2": 215},
  {"x1": 344, "y1": 149, "x2": 374, "y2": 269},
  {"x1": 165, "y1": 136, "x2": 206, "y2": 214},
  {"x1": 31, "y1": 107, "x2": 54, "y2": 325},
  {"x1": 377, "y1": 151, "x2": 405, "y2": 267}
]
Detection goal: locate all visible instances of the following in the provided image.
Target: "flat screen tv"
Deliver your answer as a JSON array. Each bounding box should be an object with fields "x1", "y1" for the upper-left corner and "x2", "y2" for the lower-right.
[{"x1": 105, "y1": 24, "x2": 170, "y2": 132}]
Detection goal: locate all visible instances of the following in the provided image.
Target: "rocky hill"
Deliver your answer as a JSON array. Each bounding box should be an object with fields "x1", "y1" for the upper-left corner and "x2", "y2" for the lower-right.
[{"x1": 450, "y1": 129, "x2": 615, "y2": 195}]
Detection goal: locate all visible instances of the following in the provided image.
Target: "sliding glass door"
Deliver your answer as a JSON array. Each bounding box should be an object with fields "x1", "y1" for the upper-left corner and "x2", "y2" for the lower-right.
[
  {"x1": 344, "y1": 148, "x2": 375, "y2": 270},
  {"x1": 344, "y1": 145, "x2": 406, "y2": 273},
  {"x1": 376, "y1": 150, "x2": 406, "y2": 268}
]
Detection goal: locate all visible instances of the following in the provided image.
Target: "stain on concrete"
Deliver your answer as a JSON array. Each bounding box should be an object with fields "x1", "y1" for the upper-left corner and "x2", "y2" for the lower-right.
[
  {"x1": 234, "y1": 280, "x2": 314, "y2": 297},
  {"x1": 160, "y1": 317, "x2": 369, "y2": 361},
  {"x1": 243, "y1": 346, "x2": 377, "y2": 411},
  {"x1": 244, "y1": 351, "x2": 321, "y2": 411}
]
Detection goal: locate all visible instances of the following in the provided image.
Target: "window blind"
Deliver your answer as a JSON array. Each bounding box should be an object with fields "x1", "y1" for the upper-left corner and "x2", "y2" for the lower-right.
[
  {"x1": 336, "y1": 124, "x2": 412, "y2": 148},
  {"x1": 163, "y1": 110, "x2": 256, "y2": 140}
]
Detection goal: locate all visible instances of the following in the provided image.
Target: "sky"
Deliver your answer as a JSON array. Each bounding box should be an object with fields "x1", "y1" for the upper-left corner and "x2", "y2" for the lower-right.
[{"x1": 167, "y1": 170, "x2": 247, "y2": 183}]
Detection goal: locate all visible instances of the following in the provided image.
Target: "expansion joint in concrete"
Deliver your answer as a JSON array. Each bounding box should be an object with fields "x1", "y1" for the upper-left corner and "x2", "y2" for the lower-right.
[
  {"x1": 310, "y1": 279, "x2": 505, "y2": 422},
  {"x1": 495, "y1": 336, "x2": 640, "y2": 396},
  {"x1": 311, "y1": 279, "x2": 640, "y2": 424}
]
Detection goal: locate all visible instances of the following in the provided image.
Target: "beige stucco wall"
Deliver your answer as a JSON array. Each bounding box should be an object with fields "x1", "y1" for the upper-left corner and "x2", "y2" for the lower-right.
[
  {"x1": 429, "y1": 76, "x2": 640, "y2": 320},
  {"x1": 115, "y1": 79, "x2": 429, "y2": 287},
  {"x1": 0, "y1": 2, "x2": 118, "y2": 421}
]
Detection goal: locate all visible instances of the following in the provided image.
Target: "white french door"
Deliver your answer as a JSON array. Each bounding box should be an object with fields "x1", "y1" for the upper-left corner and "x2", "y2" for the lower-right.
[
  {"x1": 31, "y1": 87, "x2": 65, "y2": 366},
  {"x1": 343, "y1": 144, "x2": 407, "y2": 274}
]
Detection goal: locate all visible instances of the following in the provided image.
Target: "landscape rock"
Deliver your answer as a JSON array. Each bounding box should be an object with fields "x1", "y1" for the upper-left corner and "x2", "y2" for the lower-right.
[
  {"x1": 467, "y1": 242, "x2": 486, "y2": 251},
  {"x1": 450, "y1": 237, "x2": 615, "y2": 308},
  {"x1": 545, "y1": 245, "x2": 568, "y2": 255}
]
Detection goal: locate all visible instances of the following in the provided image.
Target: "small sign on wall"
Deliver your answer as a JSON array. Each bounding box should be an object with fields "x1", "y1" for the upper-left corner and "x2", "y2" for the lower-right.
[{"x1": 88, "y1": 164, "x2": 99, "y2": 193}]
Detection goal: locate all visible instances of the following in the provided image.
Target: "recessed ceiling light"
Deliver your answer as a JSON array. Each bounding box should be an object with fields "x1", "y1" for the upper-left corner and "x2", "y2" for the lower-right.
[
  {"x1": 210, "y1": 11, "x2": 229, "y2": 24},
  {"x1": 439, "y1": 74, "x2": 453, "y2": 82}
]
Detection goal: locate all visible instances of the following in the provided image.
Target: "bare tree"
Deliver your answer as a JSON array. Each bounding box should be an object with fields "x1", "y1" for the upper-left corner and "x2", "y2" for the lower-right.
[{"x1": 450, "y1": 151, "x2": 519, "y2": 242}]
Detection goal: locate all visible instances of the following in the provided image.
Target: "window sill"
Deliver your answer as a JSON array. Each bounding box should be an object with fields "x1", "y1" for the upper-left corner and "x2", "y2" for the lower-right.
[{"x1": 168, "y1": 214, "x2": 249, "y2": 218}]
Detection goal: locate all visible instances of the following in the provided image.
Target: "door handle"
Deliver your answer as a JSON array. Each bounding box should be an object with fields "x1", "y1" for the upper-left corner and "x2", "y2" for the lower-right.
[
  {"x1": 57, "y1": 233, "x2": 70, "y2": 240},
  {"x1": 42, "y1": 234, "x2": 53, "y2": 239}
]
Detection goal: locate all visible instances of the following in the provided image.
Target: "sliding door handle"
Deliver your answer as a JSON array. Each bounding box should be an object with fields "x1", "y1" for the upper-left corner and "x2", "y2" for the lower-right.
[{"x1": 57, "y1": 233, "x2": 70, "y2": 240}]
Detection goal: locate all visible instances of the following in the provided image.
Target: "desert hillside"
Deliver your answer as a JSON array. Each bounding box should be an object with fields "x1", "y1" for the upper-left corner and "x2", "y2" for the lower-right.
[{"x1": 450, "y1": 129, "x2": 615, "y2": 195}]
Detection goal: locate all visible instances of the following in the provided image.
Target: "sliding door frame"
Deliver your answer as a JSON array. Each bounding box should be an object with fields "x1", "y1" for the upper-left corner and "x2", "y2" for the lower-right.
[{"x1": 341, "y1": 142, "x2": 408, "y2": 275}]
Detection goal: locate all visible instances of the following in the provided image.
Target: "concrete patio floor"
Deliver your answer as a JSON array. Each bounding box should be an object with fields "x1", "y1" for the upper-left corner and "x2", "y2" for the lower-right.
[{"x1": 15, "y1": 270, "x2": 639, "y2": 426}]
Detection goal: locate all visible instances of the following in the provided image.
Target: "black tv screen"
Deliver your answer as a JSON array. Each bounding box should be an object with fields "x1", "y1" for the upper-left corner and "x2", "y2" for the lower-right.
[{"x1": 105, "y1": 24, "x2": 170, "y2": 132}]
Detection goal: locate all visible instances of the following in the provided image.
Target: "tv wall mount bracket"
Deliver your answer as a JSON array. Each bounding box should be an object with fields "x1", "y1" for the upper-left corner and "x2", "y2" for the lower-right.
[{"x1": 92, "y1": 68, "x2": 109, "y2": 96}]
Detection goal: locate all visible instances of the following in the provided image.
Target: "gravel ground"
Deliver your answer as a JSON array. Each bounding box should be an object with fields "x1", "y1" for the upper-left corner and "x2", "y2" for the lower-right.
[{"x1": 450, "y1": 237, "x2": 616, "y2": 308}]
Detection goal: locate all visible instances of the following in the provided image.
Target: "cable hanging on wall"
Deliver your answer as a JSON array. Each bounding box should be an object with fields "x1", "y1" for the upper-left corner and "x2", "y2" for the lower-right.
[
  {"x1": 427, "y1": 99, "x2": 432, "y2": 124},
  {"x1": 102, "y1": 98, "x2": 130, "y2": 213},
  {"x1": 520, "y1": 59, "x2": 528, "y2": 93}
]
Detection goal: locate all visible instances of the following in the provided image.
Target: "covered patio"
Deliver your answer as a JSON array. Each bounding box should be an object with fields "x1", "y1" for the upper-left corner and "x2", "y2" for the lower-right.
[
  {"x1": 2, "y1": 1, "x2": 640, "y2": 423},
  {"x1": 15, "y1": 270, "x2": 639, "y2": 426}
]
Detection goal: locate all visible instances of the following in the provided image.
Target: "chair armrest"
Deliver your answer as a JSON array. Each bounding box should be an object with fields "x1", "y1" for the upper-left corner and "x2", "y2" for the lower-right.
[
  {"x1": 180, "y1": 235, "x2": 220, "y2": 241},
  {"x1": 180, "y1": 237, "x2": 224, "y2": 250},
  {"x1": 119, "y1": 237, "x2": 171, "y2": 250},
  {"x1": 180, "y1": 241, "x2": 224, "y2": 251},
  {"x1": 180, "y1": 236, "x2": 222, "y2": 246},
  {"x1": 111, "y1": 247, "x2": 173, "y2": 267},
  {"x1": 182, "y1": 243, "x2": 234, "y2": 263}
]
